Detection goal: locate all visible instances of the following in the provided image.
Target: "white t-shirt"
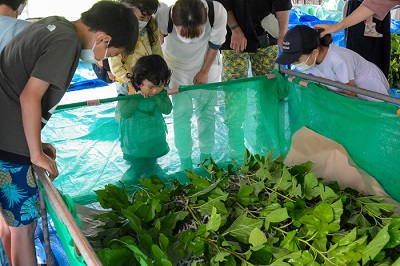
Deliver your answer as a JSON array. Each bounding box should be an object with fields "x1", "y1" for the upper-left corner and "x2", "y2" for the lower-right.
[
  {"x1": 156, "y1": 0, "x2": 227, "y2": 87},
  {"x1": 0, "y1": 15, "x2": 30, "y2": 52},
  {"x1": 310, "y1": 44, "x2": 389, "y2": 101}
]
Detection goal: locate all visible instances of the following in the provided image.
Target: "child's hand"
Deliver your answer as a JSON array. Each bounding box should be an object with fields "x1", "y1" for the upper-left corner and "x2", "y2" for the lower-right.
[{"x1": 137, "y1": 90, "x2": 149, "y2": 98}]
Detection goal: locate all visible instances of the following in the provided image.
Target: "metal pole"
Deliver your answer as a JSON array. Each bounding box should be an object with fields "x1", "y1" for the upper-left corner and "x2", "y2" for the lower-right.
[
  {"x1": 279, "y1": 67, "x2": 400, "y2": 105},
  {"x1": 38, "y1": 187, "x2": 53, "y2": 266},
  {"x1": 33, "y1": 166, "x2": 103, "y2": 266}
]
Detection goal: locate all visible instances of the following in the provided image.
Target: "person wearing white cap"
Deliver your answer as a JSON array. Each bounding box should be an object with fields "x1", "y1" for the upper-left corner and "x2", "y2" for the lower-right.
[{"x1": 276, "y1": 25, "x2": 389, "y2": 102}]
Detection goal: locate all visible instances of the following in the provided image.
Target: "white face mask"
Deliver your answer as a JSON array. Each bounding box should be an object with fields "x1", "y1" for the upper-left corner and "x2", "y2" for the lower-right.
[
  {"x1": 293, "y1": 54, "x2": 316, "y2": 72},
  {"x1": 177, "y1": 30, "x2": 205, "y2": 44},
  {"x1": 138, "y1": 20, "x2": 148, "y2": 28},
  {"x1": 80, "y1": 38, "x2": 110, "y2": 64}
]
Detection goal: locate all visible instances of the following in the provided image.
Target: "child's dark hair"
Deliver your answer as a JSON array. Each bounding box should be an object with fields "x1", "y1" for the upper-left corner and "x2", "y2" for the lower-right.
[
  {"x1": 128, "y1": 55, "x2": 172, "y2": 91},
  {"x1": 121, "y1": 0, "x2": 160, "y2": 47}
]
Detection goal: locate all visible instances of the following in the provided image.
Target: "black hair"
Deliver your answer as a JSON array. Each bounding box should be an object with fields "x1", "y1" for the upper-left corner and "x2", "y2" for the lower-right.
[
  {"x1": 129, "y1": 54, "x2": 172, "y2": 91},
  {"x1": 172, "y1": 0, "x2": 207, "y2": 38},
  {"x1": 0, "y1": 0, "x2": 26, "y2": 11},
  {"x1": 121, "y1": 0, "x2": 159, "y2": 16},
  {"x1": 80, "y1": 1, "x2": 138, "y2": 55},
  {"x1": 318, "y1": 31, "x2": 333, "y2": 47},
  {"x1": 121, "y1": 0, "x2": 160, "y2": 47}
]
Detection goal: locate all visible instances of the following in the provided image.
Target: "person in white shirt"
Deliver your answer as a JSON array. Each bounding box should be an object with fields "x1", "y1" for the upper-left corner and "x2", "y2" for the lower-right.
[
  {"x1": 0, "y1": 0, "x2": 30, "y2": 51},
  {"x1": 276, "y1": 25, "x2": 389, "y2": 102},
  {"x1": 156, "y1": 0, "x2": 227, "y2": 169}
]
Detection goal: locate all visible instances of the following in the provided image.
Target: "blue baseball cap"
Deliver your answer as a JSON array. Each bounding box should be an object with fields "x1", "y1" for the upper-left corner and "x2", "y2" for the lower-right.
[{"x1": 275, "y1": 25, "x2": 320, "y2": 65}]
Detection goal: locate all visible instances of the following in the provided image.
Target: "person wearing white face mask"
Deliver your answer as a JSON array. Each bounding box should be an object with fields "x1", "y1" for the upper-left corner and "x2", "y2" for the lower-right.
[
  {"x1": 0, "y1": 2, "x2": 137, "y2": 265},
  {"x1": 156, "y1": 0, "x2": 227, "y2": 170},
  {"x1": 275, "y1": 25, "x2": 389, "y2": 102},
  {"x1": 109, "y1": 0, "x2": 162, "y2": 97}
]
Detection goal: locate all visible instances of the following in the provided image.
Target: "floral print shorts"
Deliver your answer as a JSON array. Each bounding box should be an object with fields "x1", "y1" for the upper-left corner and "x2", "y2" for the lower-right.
[{"x1": 0, "y1": 161, "x2": 40, "y2": 227}]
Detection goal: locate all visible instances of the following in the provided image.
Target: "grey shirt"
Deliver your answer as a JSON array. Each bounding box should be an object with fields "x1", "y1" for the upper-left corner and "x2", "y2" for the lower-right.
[{"x1": 0, "y1": 16, "x2": 81, "y2": 161}]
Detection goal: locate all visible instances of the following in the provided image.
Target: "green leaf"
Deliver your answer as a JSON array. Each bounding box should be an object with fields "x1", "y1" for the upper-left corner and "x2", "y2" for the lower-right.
[
  {"x1": 387, "y1": 219, "x2": 400, "y2": 248},
  {"x1": 159, "y1": 233, "x2": 169, "y2": 252},
  {"x1": 290, "y1": 177, "x2": 302, "y2": 198},
  {"x1": 212, "y1": 251, "x2": 231, "y2": 262},
  {"x1": 190, "y1": 237, "x2": 205, "y2": 256},
  {"x1": 152, "y1": 244, "x2": 166, "y2": 262},
  {"x1": 237, "y1": 185, "x2": 257, "y2": 206},
  {"x1": 274, "y1": 166, "x2": 292, "y2": 191},
  {"x1": 95, "y1": 184, "x2": 131, "y2": 214},
  {"x1": 314, "y1": 202, "x2": 334, "y2": 223},
  {"x1": 319, "y1": 184, "x2": 340, "y2": 203},
  {"x1": 249, "y1": 227, "x2": 268, "y2": 247},
  {"x1": 362, "y1": 224, "x2": 391, "y2": 265},
  {"x1": 280, "y1": 230, "x2": 299, "y2": 252},
  {"x1": 222, "y1": 214, "x2": 263, "y2": 244},
  {"x1": 266, "y1": 208, "x2": 290, "y2": 223},
  {"x1": 206, "y1": 206, "x2": 222, "y2": 231},
  {"x1": 303, "y1": 173, "x2": 320, "y2": 200}
]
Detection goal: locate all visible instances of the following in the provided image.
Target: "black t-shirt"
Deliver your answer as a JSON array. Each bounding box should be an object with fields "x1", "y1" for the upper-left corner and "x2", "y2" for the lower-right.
[
  {"x1": 216, "y1": 0, "x2": 292, "y2": 52},
  {"x1": 0, "y1": 16, "x2": 81, "y2": 163}
]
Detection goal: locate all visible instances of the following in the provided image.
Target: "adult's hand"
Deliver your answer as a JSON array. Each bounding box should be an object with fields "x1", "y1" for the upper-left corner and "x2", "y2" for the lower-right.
[
  {"x1": 230, "y1": 28, "x2": 247, "y2": 52},
  {"x1": 313, "y1": 23, "x2": 342, "y2": 37},
  {"x1": 42, "y1": 142, "x2": 56, "y2": 159},
  {"x1": 193, "y1": 69, "x2": 209, "y2": 84},
  {"x1": 31, "y1": 152, "x2": 59, "y2": 180}
]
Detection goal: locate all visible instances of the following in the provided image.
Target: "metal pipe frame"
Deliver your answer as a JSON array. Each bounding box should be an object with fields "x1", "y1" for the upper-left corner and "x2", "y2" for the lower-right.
[
  {"x1": 279, "y1": 67, "x2": 400, "y2": 106},
  {"x1": 33, "y1": 165, "x2": 102, "y2": 266}
]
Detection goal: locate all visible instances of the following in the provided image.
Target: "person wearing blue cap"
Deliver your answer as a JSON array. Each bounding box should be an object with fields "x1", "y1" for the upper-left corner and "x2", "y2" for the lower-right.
[{"x1": 275, "y1": 25, "x2": 389, "y2": 101}]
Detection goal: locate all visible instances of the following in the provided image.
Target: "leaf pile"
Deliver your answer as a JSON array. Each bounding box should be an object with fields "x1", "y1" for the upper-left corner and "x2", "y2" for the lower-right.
[{"x1": 92, "y1": 151, "x2": 400, "y2": 265}]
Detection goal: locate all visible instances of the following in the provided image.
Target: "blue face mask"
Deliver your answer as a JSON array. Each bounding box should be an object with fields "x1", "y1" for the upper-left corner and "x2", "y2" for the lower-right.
[{"x1": 80, "y1": 38, "x2": 109, "y2": 64}]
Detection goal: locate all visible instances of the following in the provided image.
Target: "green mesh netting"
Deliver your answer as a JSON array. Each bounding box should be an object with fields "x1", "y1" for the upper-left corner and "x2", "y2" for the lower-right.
[
  {"x1": 41, "y1": 73, "x2": 400, "y2": 265},
  {"x1": 42, "y1": 73, "x2": 400, "y2": 206}
]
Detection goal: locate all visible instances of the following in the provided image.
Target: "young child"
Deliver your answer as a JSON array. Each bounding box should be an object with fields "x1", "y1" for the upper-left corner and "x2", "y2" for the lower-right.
[
  {"x1": 116, "y1": 54, "x2": 172, "y2": 183},
  {"x1": 276, "y1": 25, "x2": 389, "y2": 101}
]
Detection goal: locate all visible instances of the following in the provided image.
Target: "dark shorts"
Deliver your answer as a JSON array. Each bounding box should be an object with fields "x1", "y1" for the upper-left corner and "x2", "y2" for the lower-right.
[{"x1": 0, "y1": 161, "x2": 40, "y2": 227}]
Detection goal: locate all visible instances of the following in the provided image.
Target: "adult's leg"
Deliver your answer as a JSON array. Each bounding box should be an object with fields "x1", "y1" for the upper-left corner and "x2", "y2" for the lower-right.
[
  {"x1": 0, "y1": 164, "x2": 40, "y2": 266},
  {"x1": 250, "y1": 46, "x2": 279, "y2": 155},
  {"x1": 221, "y1": 50, "x2": 250, "y2": 159},
  {"x1": 193, "y1": 89, "x2": 218, "y2": 162},
  {"x1": 9, "y1": 222, "x2": 37, "y2": 266},
  {"x1": 172, "y1": 91, "x2": 194, "y2": 168},
  {"x1": 0, "y1": 214, "x2": 11, "y2": 264}
]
